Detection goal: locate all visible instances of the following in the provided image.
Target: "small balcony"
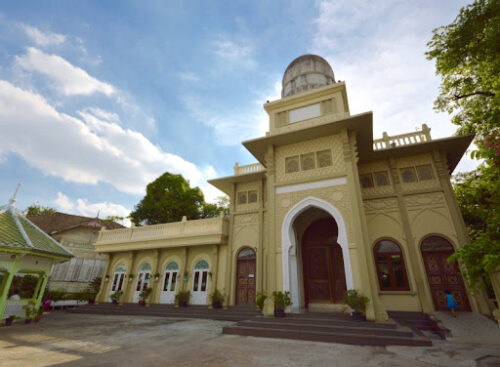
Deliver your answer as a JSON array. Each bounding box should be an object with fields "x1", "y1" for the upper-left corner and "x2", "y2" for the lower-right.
[{"x1": 233, "y1": 162, "x2": 265, "y2": 175}]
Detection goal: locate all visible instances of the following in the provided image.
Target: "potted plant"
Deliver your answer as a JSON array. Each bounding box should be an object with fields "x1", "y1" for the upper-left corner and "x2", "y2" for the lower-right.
[
  {"x1": 343, "y1": 290, "x2": 369, "y2": 321},
  {"x1": 175, "y1": 290, "x2": 190, "y2": 307},
  {"x1": 5, "y1": 315, "x2": 17, "y2": 326},
  {"x1": 22, "y1": 300, "x2": 36, "y2": 324},
  {"x1": 209, "y1": 288, "x2": 225, "y2": 309},
  {"x1": 255, "y1": 293, "x2": 267, "y2": 314},
  {"x1": 110, "y1": 290, "x2": 123, "y2": 305},
  {"x1": 272, "y1": 291, "x2": 292, "y2": 317},
  {"x1": 138, "y1": 287, "x2": 152, "y2": 306},
  {"x1": 34, "y1": 307, "x2": 43, "y2": 322}
]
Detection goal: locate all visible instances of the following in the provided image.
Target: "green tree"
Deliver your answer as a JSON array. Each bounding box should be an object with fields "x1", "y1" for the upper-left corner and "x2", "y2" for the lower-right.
[
  {"x1": 26, "y1": 204, "x2": 56, "y2": 216},
  {"x1": 200, "y1": 196, "x2": 230, "y2": 218},
  {"x1": 426, "y1": 0, "x2": 500, "y2": 288},
  {"x1": 130, "y1": 172, "x2": 205, "y2": 225},
  {"x1": 426, "y1": 0, "x2": 499, "y2": 162}
]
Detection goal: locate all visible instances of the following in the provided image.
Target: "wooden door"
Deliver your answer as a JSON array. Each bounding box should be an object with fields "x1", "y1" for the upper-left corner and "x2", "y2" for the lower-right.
[
  {"x1": 301, "y1": 218, "x2": 346, "y2": 305},
  {"x1": 236, "y1": 248, "x2": 256, "y2": 305},
  {"x1": 421, "y1": 236, "x2": 471, "y2": 311}
]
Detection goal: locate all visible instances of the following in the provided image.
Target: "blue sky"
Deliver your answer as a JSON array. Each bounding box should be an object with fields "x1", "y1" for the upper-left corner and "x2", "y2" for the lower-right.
[{"x1": 0, "y1": 1, "x2": 475, "y2": 225}]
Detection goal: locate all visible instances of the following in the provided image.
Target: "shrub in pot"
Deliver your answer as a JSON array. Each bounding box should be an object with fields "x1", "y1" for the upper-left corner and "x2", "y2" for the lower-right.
[
  {"x1": 272, "y1": 291, "x2": 292, "y2": 317},
  {"x1": 22, "y1": 300, "x2": 36, "y2": 324},
  {"x1": 343, "y1": 290, "x2": 369, "y2": 321},
  {"x1": 5, "y1": 315, "x2": 16, "y2": 326},
  {"x1": 209, "y1": 288, "x2": 225, "y2": 309},
  {"x1": 255, "y1": 293, "x2": 267, "y2": 314},
  {"x1": 110, "y1": 290, "x2": 123, "y2": 305},
  {"x1": 138, "y1": 287, "x2": 152, "y2": 306},
  {"x1": 175, "y1": 290, "x2": 190, "y2": 307}
]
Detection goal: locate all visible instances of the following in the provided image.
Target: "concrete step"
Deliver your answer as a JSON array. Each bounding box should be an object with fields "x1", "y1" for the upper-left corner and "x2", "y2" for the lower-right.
[
  {"x1": 237, "y1": 319, "x2": 413, "y2": 337},
  {"x1": 222, "y1": 325, "x2": 431, "y2": 346},
  {"x1": 248, "y1": 315, "x2": 397, "y2": 329}
]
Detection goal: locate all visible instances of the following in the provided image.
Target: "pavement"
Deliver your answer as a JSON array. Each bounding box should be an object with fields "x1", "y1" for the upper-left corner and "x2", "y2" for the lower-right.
[
  {"x1": 0, "y1": 312, "x2": 499, "y2": 367},
  {"x1": 435, "y1": 311, "x2": 500, "y2": 344}
]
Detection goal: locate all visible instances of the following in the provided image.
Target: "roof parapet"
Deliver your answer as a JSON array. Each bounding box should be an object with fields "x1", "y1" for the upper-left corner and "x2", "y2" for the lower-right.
[{"x1": 374, "y1": 124, "x2": 432, "y2": 151}]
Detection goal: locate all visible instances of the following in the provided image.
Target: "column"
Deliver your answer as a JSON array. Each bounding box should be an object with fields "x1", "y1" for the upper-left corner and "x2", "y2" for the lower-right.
[
  {"x1": 95, "y1": 254, "x2": 111, "y2": 303},
  {"x1": 34, "y1": 273, "x2": 49, "y2": 310},
  {"x1": 0, "y1": 258, "x2": 18, "y2": 319}
]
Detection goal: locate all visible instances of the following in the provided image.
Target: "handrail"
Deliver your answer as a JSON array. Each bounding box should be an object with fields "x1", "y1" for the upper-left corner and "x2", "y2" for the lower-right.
[
  {"x1": 233, "y1": 162, "x2": 265, "y2": 175},
  {"x1": 96, "y1": 216, "x2": 227, "y2": 245}
]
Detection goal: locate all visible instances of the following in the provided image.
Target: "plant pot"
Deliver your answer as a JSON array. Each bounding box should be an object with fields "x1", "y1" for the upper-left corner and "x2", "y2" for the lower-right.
[
  {"x1": 179, "y1": 300, "x2": 188, "y2": 307},
  {"x1": 139, "y1": 300, "x2": 146, "y2": 306},
  {"x1": 25, "y1": 319, "x2": 32, "y2": 324},
  {"x1": 88, "y1": 299, "x2": 95, "y2": 305},
  {"x1": 351, "y1": 311, "x2": 366, "y2": 322},
  {"x1": 274, "y1": 309, "x2": 285, "y2": 318},
  {"x1": 5, "y1": 318, "x2": 13, "y2": 326},
  {"x1": 112, "y1": 300, "x2": 118, "y2": 305},
  {"x1": 212, "y1": 301, "x2": 222, "y2": 309},
  {"x1": 35, "y1": 316, "x2": 42, "y2": 323}
]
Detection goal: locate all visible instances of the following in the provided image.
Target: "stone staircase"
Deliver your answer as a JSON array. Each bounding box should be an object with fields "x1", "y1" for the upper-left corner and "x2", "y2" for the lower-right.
[
  {"x1": 223, "y1": 312, "x2": 432, "y2": 346},
  {"x1": 68, "y1": 303, "x2": 260, "y2": 322},
  {"x1": 387, "y1": 311, "x2": 447, "y2": 339}
]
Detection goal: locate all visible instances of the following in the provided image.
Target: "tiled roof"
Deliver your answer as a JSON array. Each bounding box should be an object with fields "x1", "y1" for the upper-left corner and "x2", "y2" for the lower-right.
[
  {"x1": 0, "y1": 206, "x2": 73, "y2": 258},
  {"x1": 28, "y1": 212, "x2": 124, "y2": 235}
]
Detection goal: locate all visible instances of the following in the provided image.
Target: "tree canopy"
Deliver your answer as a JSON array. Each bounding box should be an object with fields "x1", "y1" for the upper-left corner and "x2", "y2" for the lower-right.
[
  {"x1": 426, "y1": 0, "x2": 499, "y2": 161},
  {"x1": 130, "y1": 172, "x2": 227, "y2": 226},
  {"x1": 26, "y1": 204, "x2": 56, "y2": 216},
  {"x1": 426, "y1": 0, "x2": 500, "y2": 287}
]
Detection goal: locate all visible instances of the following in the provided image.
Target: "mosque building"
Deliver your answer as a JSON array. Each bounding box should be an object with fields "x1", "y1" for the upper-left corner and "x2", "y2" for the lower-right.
[{"x1": 94, "y1": 55, "x2": 494, "y2": 320}]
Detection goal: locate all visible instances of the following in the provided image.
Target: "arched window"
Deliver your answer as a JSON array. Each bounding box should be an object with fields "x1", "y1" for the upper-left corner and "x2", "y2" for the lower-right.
[{"x1": 374, "y1": 239, "x2": 410, "y2": 291}]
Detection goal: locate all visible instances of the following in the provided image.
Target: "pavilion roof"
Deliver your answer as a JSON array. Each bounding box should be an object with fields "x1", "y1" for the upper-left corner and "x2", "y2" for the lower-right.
[{"x1": 0, "y1": 203, "x2": 73, "y2": 259}]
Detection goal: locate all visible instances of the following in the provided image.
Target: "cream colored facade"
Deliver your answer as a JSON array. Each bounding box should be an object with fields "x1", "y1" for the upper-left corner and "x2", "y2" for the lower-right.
[{"x1": 95, "y1": 55, "x2": 492, "y2": 320}]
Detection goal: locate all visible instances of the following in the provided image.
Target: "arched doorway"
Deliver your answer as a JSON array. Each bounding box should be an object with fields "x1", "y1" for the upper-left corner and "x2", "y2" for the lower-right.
[
  {"x1": 109, "y1": 263, "x2": 126, "y2": 301},
  {"x1": 301, "y1": 217, "x2": 347, "y2": 306},
  {"x1": 236, "y1": 248, "x2": 256, "y2": 305},
  {"x1": 421, "y1": 236, "x2": 471, "y2": 311},
  {"x1": 160, "y1": 261, "x2": 179, "y2": 304},
  {"x1": 133, "y1": 262, "x2": 151, "y2": 303},
  {"x1": 191, "y1": 260, "x2": 209, "y2": 305}
]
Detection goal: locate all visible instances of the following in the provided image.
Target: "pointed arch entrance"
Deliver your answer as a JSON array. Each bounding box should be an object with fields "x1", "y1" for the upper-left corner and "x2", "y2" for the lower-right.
[{"x1": 282, "y1": 197, "x2": 353, "y2": 313}]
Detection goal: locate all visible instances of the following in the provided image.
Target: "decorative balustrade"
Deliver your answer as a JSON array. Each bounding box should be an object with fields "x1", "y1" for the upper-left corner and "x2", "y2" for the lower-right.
[
  {"x1": 97, "y1": 216, "x2": 227, "y2": 245},
  {"x1": 373, "y1": 124, "x2": 432, "y2": 151},
  {"x1": 233, "y1": 162, "x2": 265, "y2": 175}
]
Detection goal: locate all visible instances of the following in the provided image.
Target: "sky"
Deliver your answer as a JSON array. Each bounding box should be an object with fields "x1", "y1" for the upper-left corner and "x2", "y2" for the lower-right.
[{"x1": 0, "y1": 0, "x2": 477, "y2": 226}]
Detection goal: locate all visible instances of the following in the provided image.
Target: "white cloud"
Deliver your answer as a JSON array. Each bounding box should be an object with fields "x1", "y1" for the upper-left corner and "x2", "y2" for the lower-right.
[
  {"x1": 213, "y1": 38, "x2": 256, "y2": 69},
  {"x1": 183, "y1": 80, "x2": 280, "y2": 146},
  {"x1": 311, "y1": 0, "x2": 480, "y2": 173},
  {"x1": 54, "y1": 192, "x2": 131, "y2": 227},
  {"x1": 15, "y1": 47, "x2": 115, "y2": 96},
  {"x1": 22, "y1": 25, "x2": 66, "y2": 47},
  {"x1": 54, "y1": 192, "x2": 74, "y2": 212},
  {"x1": 0, "y1": 81, "x2": 216, "y2": 198}
]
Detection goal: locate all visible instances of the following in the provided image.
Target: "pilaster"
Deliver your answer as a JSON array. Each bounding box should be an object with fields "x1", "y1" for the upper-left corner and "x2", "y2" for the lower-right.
[
  {"x1": 341, "y1": 128, "x2": 386, "y2": 321},
  {"x1": 388, "y1": 157, "x2": 431, "y2": 312}
]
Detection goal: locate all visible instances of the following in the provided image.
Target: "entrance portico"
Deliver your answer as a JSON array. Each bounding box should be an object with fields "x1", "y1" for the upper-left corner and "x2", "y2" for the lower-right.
[{"x1": 281, "y1": 196, "x2": 353, "y2": 313}]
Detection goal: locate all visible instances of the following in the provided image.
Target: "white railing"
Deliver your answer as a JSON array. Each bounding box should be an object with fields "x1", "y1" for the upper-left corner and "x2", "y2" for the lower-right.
[
  {"x1": 233, "y1": 162, "x2": 265, "y2": 175},
  {"x1": 373, "y1": 124, "x2": 432, "y2": 151},
  {"x1": 2, "y1": 300, "x2": 29, "y2": 319},
  {"x1": 97, "y1": 216, "x2": 227, "y2": 245}
]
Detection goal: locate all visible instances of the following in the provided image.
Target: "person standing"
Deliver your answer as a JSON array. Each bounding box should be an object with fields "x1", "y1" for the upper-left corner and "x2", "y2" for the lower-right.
[{"x1": 445, "y1": 289, "x2": 457, "y2": 317}]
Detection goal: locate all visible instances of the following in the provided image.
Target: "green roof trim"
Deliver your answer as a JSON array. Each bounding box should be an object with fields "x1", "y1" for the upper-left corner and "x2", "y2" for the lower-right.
[{"x1": 0, "y1": 206, "x2": 73, "y2": 258}]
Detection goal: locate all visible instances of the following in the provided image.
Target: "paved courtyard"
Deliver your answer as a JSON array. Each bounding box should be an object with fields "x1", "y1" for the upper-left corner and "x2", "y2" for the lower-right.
[{"x1": 1, "y1": 312, "x2": 500, "y2": 367}]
